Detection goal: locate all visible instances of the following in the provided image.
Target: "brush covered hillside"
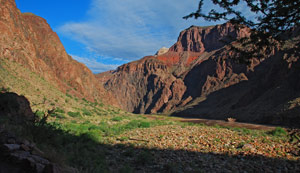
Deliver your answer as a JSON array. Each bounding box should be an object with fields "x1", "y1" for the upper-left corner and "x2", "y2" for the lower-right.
[
  {"x1": 98, "y1": 22, "x2": 300, "y2": 128},
  {"x1": 0, "y1": 0, "x2": 118, "y2": 107}
]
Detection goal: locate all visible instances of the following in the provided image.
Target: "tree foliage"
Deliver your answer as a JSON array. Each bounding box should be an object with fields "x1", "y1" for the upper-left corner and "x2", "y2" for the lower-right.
[{"x1": 184, "y1": 0, "x2": 300, "y2": 63}]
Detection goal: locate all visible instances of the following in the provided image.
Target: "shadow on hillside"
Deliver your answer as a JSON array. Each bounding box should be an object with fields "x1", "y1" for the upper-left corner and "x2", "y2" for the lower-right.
[
  {"x1": 171, "y1": 52, "x2": 300, "y2": 128},
  {"x1": 11, "y1": 122, "x2": 299, "y2": 172},
  {"x1": 0, "y1": 91, "x2": 299, "y2": 172}
]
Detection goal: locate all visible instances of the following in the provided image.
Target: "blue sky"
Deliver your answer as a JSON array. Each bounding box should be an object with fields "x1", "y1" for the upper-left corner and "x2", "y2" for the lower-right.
[{"x1": 15, "y1": 0, "x2": 223, "y2": 73}]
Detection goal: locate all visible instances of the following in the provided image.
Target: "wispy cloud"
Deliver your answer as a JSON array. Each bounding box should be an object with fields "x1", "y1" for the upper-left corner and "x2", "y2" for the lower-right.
[
  {"x1": 71, "y1": 54, "x2": 119, "y2": 73},
  {"x1": 58, "y1": 0, "x2": 206, "y2": 61}
]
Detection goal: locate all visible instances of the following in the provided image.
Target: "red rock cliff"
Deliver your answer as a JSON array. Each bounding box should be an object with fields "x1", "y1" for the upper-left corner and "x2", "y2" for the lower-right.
[
  {"x1": 98, "y1": 22, "x2": 252, "y2": 113},
  {"x1": 0, "y1": 0, "x2": 117, "y2": 106}
]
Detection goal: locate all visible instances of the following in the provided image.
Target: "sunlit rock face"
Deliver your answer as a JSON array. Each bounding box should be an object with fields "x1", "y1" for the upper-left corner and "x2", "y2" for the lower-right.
[
  {"x1": 0, "y1": 0, "x2": 118, "y2": 106},
  {"x1": 98, "y1": 20, "x2": 300, "y2": 128},
  {"x1": 98, "y1": 22, "x2": 252, "y2": 114}
]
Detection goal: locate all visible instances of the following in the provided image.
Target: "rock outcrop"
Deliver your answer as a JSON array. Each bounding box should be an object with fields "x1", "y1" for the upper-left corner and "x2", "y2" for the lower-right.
[
  {"x1": 98, "y1": 22, "x2": 300, "y2": 127},
  {"x1": 0, "y1": 92, "x2": 77, "y2": 173},
  {"x1": 0, "y1": 0, "x2": 117, "y2": 106},
  {"x1": 0, "y1": 92, "x2": 34, "y2": 122},
  {"x1": 99, "y1": 23, "x2": 252, "y2": 114},
  {"x1": 169, "y1": 23, "x2": 250, "y2": 53},
  {"x1": 155, "y1": 47, "x2": 169, "y2": 56}
]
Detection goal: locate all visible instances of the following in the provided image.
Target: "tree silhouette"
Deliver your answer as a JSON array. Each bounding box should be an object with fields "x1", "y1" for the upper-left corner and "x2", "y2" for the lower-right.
[{"x1": 184, "y1": 0, "x2": 300, "y2": 63}]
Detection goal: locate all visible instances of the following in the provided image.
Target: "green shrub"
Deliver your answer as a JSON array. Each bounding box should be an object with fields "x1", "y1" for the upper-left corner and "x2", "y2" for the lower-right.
[
  {"x1": 67, "y1": 111, "x2": 81, "y2": 118},
  {"x1": 125, "y1": 120, "x2": 151, "y2": 129},
  {"x1": 50, "y1": 112, "x2": 66, "y2": 119},
  {"x1": 111, "y1": 116, "x2": 123, "y2": 122},
  {"x1": 269, "y1": 127, "x2": 287, "y2": 137},
  {"x1": 0, "y1": 86, "x2": 10, "y2": 92},
  {"x1": 84, "y1": 130, "x2": 102, "y2": 142},
  {"x1": 82, "y1": 109, "x2": 92, "y2": 116},
  {"x1": 55, "y1": 108, "x2": 65, "y2": 114},
  {"x1": 66, "y1": 93, "x2": 72, "y2": 98},
  {"x1": 83, "y1": 120, "x2": 91, "y2": 124},
  {"x1": 35, "y1": 110, "x2": 45, "y2": 118}
]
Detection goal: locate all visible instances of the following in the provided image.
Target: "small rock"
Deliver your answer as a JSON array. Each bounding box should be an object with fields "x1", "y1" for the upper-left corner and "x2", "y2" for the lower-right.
[
  {"x1": 3, "y1": 144, "x2": 20, "y2": 151},
  {"x1": 10, "y1": 150, "x2": 31, "y2": 160},
  {"x1": 32, "y1": 146, "x2": 45, "y2": 156},
  {"x1": 21, "y1": 144, "x2": 31, "y2": 151},
  {"x1": 22, "y1": 139, "x2": 31, "y2": 146},
  {"x1": 35, "y1": 163, "x2": 46, "y2": 173},
  {"x1": 44, "y1": 164, "x2": 78, "y2": 173},
  {"x1": 242, "y1": 144, "x2": 256, "y2": 152},
  {"x1": 7, "y1": 138, "x2": 16, "y2": 144},
  {"x1": 30, "y1": 154, "x2": 50, "y2": 165}
]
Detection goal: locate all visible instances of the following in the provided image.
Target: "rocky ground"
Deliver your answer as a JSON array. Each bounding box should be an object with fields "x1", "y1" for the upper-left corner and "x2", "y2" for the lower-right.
[
  {"x1": 104, "y1": 125, "x2": 300, "y2": 172},
  {"x1": 0, "y1": 92, "x2": 299, "y2": 172}
]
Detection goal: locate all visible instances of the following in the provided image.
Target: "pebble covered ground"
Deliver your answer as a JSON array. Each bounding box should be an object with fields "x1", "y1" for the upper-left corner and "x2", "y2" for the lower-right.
[{"x1": 105, "y1": 125, "x2": 300, "y2": 172}]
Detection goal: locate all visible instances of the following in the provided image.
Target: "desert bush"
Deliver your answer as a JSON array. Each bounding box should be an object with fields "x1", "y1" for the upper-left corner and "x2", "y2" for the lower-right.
[
  {"x1": 66, "y1": 93, "x2": 72, "y2": 98},
  {"x1": 82, "y1": 108, "x2": 92, "y2": 116},
  {"x1": 55, "y1": 108, "x2": 65, "y2": 114},
  {"x1": 111, "y1": 116, "x2": 123, "y2": 122},
  {"x1": 50, "y1": 112, "x2": 66, "y2": 119},
  {"x1": 35, "y1": 110, "x2": 45, "y2": 119},
  {"x1": 0, "y1": 86, "x2": 10, "y2": 92},
  {"x1": 269, "y1": 127, "x2": 287, "y2": 137},
  {"x1": 125, "y1": 120, "x2": 151, "y2": 129},
  {"x1": 67, "y1": 111, "x2": 81, "y2": 118}
]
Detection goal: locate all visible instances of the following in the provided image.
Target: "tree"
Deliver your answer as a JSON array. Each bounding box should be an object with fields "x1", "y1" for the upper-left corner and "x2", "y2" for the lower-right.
[{"x1": 184, "y1": 0, "x2": 300, "y2": 63}]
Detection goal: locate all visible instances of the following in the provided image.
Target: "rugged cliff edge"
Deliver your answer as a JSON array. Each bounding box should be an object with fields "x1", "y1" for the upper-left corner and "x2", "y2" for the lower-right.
[
  {"x1": 0, "y1": 0, "x2": 117, "y2": 106},
  {"x1": 98, "y1": 22, "x2": 300, "y2": 127},
  {"x1": 98, "y1": 22, "x2": 252, "y2": 114}
]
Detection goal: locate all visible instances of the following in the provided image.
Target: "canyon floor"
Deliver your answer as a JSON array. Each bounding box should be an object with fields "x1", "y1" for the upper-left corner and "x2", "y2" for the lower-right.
[{"x1": 2, "y1": 95, "x2": 299, "y2": 172}]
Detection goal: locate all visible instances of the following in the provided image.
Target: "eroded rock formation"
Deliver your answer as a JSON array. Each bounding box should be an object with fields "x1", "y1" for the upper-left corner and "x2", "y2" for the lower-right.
[
  {"x1": 98, "y1": 22, "x2": 300, "y2": 127},
  {"x1": 98, "y1": 23, "x2": 253, "y2": 114},
  {"x1": 0, "y1": 0, "x2": 117, "y2": 106}
]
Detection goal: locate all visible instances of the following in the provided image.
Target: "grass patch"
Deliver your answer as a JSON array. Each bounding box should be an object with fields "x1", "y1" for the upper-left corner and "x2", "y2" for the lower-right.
[
  {"x1": 55, "y1": 108, "x2": 65, "y2": 114},
  {"x1": 82, "y1": 108, "x2": 92, "y2": 116},
  {"x1": 268, "y1": 127, "x2": 287, "y2": 137},
  {"x1": 67, "y1": 111, "x2": 81, "y2": 118},
  {"x1": 125, "y1": 120, "x2": 151, "y2": 129},
  {"x1": 111, "y1": 116, "x2": 123, "y2": 122}
]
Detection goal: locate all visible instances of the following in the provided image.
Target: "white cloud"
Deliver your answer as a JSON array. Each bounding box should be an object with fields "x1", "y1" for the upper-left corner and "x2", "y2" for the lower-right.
[
  {"x1": 71, "y1": 54, "x2": 119, "y2": 73},
  {"x1": 58, "y1": 0, "x2": 207, "y2": 61}
]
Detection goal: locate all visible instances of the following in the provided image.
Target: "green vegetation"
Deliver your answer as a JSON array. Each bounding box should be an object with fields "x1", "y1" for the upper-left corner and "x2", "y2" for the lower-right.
[
  {"x1": 269, "y1": 127, "x2": 288, "y2": 137},
  {"x1": 0, "y1": 58, "x2": 298, "y2": 172},
  {"x1": 0, "y1": 86, "x2": 10, "y2": 92},
  {"x1": 67, "y1": 111, "x2": 81, "y2": 118},
  {"x1": 111, "y1": 116, "x2": 123, "y2": 122},
  {"x1": 82, "y1": 108, "x2": 92, "y2": 116}
]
